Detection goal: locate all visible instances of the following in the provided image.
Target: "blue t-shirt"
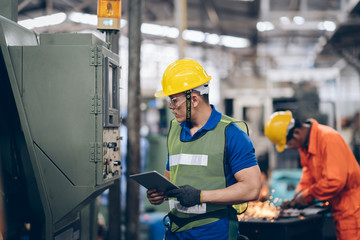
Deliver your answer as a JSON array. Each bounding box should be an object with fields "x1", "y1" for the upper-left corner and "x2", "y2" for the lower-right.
[{"x1": 165, "y1": 105, "x2": 257, "y2": 239}]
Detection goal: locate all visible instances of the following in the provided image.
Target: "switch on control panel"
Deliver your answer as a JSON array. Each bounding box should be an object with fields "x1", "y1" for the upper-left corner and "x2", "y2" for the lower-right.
[{"x1": 103, "y1": 128, "x2": 121, "y2": 180}]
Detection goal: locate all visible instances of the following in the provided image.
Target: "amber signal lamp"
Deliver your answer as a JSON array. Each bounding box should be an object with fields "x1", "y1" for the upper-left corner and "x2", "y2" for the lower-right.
[{"x1": 97, "y1": 0, "x2": 121, "y2": 31}]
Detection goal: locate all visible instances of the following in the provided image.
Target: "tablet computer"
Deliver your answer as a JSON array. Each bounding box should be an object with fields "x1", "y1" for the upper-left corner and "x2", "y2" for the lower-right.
[{"x1": 129, "y1": 170, "x2": 179, "y2": 192}]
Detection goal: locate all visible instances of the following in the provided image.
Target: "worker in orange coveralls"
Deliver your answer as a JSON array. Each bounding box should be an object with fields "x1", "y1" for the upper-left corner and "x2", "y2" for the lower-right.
[{"x1": 264, "y1": 110, "x2": 360, "y2": 240}]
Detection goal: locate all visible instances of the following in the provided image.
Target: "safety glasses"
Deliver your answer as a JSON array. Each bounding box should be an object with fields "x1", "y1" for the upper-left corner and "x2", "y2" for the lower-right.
[{"x1": 168, "y1": 95, "x2": 186, "y2": 109}]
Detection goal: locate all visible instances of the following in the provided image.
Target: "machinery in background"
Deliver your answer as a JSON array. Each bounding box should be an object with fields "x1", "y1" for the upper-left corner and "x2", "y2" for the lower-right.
[
  {"x1": 269, "y1": 169, "x2": 302, "y2": 206},
  {"x1": 0, "y1": 3, "x2": 121, "y2": 238}
]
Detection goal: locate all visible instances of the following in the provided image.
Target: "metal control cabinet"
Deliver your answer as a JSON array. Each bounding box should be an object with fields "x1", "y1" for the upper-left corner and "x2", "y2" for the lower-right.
[{"x1": 0, "y1": 16, "x2": 121, "y2": 240}]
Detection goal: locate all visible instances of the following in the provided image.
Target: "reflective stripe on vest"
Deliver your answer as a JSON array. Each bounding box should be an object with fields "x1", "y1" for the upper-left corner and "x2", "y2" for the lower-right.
[
  {"x1": 169, "y1": 199, "x2": 207, "y2": 214},
  {"x1": 169, "y1": 154, "x2": 208, "y2": 167}
]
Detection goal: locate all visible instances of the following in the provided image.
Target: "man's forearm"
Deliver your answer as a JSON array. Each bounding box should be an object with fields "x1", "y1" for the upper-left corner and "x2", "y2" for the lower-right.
[{"x1": 201, "y1": 182, "x2": 259, "y2": 205}]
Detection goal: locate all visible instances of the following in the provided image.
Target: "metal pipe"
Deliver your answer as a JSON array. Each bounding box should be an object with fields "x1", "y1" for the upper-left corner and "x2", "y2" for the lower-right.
[
  {"x1": 126, "y1": 0, "x2": 142, "y2": 239},
  {"x1": 106, "y1": 31, "x2": 112, "y2": 49},
  {"x1": 18, "y1": 0, "x2": 32, "y2": 12},
  {"x1": 175, "y1": 0, "x2": 187, "y2": 59},
  {"x1": 46, "y1": 0, "x2": 53, "y2": 15}
]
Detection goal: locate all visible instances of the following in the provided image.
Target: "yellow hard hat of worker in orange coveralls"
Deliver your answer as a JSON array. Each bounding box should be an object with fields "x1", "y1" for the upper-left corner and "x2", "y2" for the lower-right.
[
  {"x1": 154, "y1": 59, "x2": 211, "y2": 98},
  {"x1": 264, "y1": 110, "x2": 294, "y2": 152}
]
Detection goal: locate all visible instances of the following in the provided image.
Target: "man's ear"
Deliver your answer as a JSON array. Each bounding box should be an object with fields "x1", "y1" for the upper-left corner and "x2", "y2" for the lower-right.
[{"x1": 191, "y1": 94, "x2": 200, "y2": 107}]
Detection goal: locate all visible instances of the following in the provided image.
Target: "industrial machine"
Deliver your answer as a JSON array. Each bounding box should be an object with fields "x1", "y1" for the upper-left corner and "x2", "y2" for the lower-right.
[
  {"x1": 237, "y1": 201, "x2": 336, "y2": 240},
  {"x1": 238, "y1": 213, "x2": 324, "y2": 240},
  {"x1": 0, "y1": 3, "x2": 121, "y2": 239}
]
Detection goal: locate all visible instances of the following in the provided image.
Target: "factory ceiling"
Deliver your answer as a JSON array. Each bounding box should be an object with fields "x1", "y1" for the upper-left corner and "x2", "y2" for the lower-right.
[{"x1": 15, "y1": 0, "x2": 360, "y2": 72}]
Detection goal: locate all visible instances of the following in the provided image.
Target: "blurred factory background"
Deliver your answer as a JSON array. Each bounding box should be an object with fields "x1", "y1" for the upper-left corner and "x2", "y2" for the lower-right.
[{"x1": 1, "y1": 0, "x2": 360, "y2": 239}]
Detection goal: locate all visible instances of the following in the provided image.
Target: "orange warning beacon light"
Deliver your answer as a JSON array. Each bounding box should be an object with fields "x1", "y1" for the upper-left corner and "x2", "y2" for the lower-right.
[{"x1": 97, "y1": 0, "x2": 121, "y2": 31}]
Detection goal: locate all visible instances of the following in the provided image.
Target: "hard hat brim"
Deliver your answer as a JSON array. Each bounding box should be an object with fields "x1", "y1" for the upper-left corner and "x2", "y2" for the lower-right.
[
  {"x1": 154, "y1": 90, "x2": 166, "y2": 98},
  {"x1": 276, "y1": 144, "x2": 285, "y2": 152}
]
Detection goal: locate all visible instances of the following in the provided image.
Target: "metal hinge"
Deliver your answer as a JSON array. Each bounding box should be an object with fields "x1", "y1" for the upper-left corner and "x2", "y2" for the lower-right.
[
  {"x1": 90, "y1": 95, "x2": 102, "y2": 114},
  {"x1": 89, "y1": 142, "x2": 102, "y2": 162},
  {"x1": 90, "y1": 46, "x2": 102, "y2": 66}
]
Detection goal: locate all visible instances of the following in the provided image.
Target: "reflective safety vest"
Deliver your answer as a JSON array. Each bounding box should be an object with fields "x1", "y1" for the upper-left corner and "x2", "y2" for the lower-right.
[{"x1": 167, "y1": 115, "x2": 248, "y2": 233}]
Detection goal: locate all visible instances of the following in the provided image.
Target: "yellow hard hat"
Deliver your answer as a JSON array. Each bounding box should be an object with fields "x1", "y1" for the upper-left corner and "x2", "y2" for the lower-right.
[
  {"x1": 264, "y1": 110, "x2": 293, "y2": 152},
  {"x1": 154, "y1": 59, "x2": 211, "y2": 98}
]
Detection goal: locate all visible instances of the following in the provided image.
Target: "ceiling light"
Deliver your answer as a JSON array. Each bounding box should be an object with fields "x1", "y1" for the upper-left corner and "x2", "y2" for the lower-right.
[
  {"x1": 18, "y1": 12, "x2": 67, "y2": 29},
  {"x1": 164, "y1": 27, "x2": 180, "y2": 38},
  {"x1": 322, "y1": 21, "x2": 336, "y2": 32},
  {"x1": 293, "y1": 16, "x2": 305, "y2": 25},
  {"x1": 317, "y1": 21, "x2": 336, "y2": 32},
  {"x1": 182, "y1": 29, "x2": 205, "y2": 43},
  {"x1": 69, "y1": 12, "x2": 97, "y2": 26},
  {"x1": 280, "y1": 16, "x2": 290, "y2": 25},
  {"x1": 221, "y1": 35, "x2": 250, "y2": 48},
  {"x1": 141, "y1": 23, "x2": 179, "y2": 38},
  {"x1": 141, "y1": 23, "x2": 164, "y2": 36},
  {"x1": 256, "y1": 21, "x2": 274, "y2": 32},
  {"x1": 205, "y1": 33, "x2": 220, "y2": 45}
]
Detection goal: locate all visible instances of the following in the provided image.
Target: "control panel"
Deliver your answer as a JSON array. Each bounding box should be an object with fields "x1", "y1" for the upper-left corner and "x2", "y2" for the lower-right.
[{"x1": 103, "y1": 128, "x2": 122, "y2": 180}]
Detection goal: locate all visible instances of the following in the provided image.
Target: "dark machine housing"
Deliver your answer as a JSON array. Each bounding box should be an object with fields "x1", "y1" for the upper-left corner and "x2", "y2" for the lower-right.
[{"x1": 0, "y1": 15, "x2": 121, "y2": 240}]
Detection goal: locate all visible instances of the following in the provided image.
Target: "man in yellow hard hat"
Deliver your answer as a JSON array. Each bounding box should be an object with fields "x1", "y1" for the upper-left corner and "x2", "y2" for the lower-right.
[
  {"x1": 146, "y1": 59, "x2": 261, "y2": 240},
  {"x1": 264, "y1": 110, "x2": 360, "y2": 240}
]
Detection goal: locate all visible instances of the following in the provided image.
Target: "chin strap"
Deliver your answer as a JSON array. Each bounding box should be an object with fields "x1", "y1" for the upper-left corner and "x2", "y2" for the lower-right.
[{"x1": 185, "y1": 90, "x2": 192, "y2": 128}]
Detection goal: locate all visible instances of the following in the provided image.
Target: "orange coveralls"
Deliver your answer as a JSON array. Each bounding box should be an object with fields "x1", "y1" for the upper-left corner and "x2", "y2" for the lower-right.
[{"x1": 296, "y1": 119, "x2": 360, "y2": 240}]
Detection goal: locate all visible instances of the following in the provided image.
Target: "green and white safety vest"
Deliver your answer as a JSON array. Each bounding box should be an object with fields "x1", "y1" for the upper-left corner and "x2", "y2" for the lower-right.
[{"x1": 167, "y1": 114, "x2": 248, "y2": 234}]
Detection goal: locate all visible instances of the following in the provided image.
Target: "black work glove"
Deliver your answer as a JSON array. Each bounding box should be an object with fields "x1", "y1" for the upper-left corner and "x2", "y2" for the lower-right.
[
  {"x1": 290, "y1": 191, "x2": 309, "y2": 209},
  {"x1": 166, "y1": 185, "x2": 201, "y2": 207}
]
